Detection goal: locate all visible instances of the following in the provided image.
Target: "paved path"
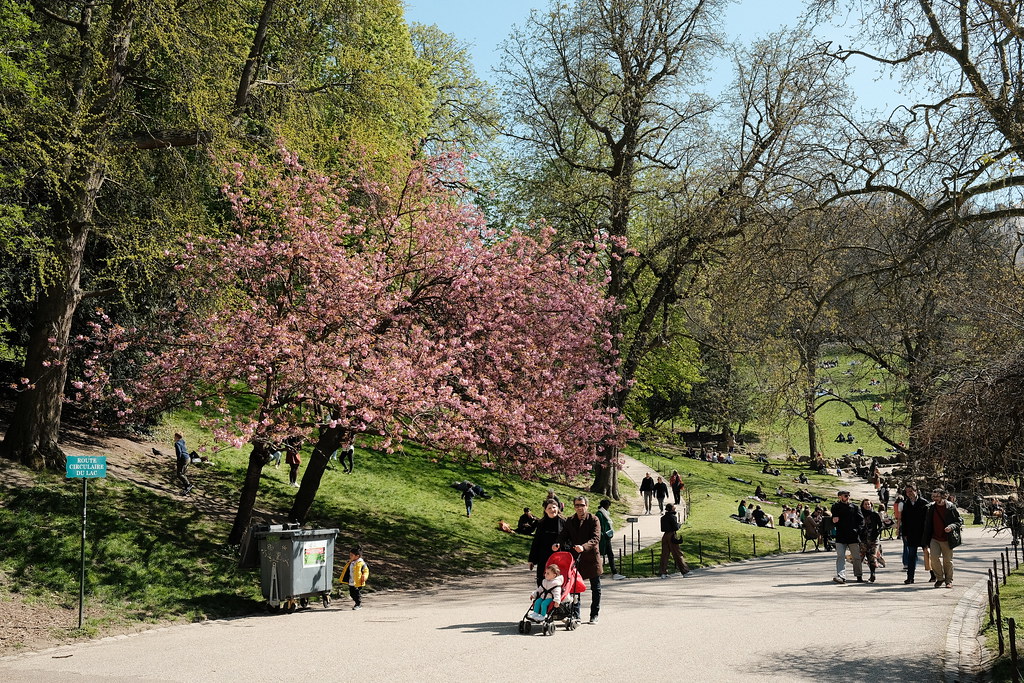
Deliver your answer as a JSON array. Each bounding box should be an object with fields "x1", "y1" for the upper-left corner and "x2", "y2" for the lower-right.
[{"x1": 1, "y1": 458, "x2": 1008, "y2": 682}]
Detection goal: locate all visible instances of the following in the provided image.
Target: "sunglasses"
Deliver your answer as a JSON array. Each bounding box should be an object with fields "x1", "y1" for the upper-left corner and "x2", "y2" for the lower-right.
[{"x1": 573, "y1": 503, "x2": 586, "y2": 508}]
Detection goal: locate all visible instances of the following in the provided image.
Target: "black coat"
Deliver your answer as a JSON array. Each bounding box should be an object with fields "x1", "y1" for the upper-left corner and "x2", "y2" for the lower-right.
[
  {"x1": 653, "y1": 482, "x2": 669, "y2": 500},
  {"x1": 529, "y1": 514, "x2": 564, "y2": 566},
  {"x1": 921, "y1": 500, "x2": 964, "y2": 547},
  {"x1": 900, "y1": 496, "x2": 928, "y2": 548},
  {"x1": 660, "y1": 511, "x2": 680, "y2": 533},
  {"x1": 830, "y1": 501, "x2": 864, "y2": 544}
]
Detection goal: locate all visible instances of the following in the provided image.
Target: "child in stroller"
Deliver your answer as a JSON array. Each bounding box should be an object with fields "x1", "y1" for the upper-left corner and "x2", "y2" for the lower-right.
[
  {"x1": 518, "y1": 550, "x2": 586, "y2": 635},
  {"x1": 526, "y1": 564, "x2": 563, "y2": 622}
]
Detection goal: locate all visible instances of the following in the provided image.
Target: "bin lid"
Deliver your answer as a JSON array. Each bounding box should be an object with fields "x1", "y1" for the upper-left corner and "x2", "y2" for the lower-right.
[{"x1": 256, "y1": 527, "x2": 339, "y2": 539}]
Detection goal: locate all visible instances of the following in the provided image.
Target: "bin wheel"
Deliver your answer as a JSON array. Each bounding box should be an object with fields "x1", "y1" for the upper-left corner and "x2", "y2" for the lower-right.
[
  {"x1": 266, "y1": 602, "x2": 280, "y2": 614},
  {"x1": 286, "y1": 600, "x2": 296, "y2": 614},
  {"x1": 299, "y1": 597, "x2": 309, "y2": 609},
  {"x1": 322, "y1": 594, "x2": 331, "y2": 608}
]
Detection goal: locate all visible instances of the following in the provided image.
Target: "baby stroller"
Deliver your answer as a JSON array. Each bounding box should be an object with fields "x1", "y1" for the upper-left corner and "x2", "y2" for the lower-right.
[{"x1": 517, "y1": 550, "x2": 586, "y2": 636}]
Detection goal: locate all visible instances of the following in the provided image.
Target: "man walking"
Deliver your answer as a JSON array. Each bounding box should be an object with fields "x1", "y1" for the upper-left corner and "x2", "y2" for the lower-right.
[
  {"x1": 899, "y1": 484, "x2": 927, "y2": 584},
  {"x1": 922, "y1": 488, "x2": 963, "y2": 588},
  {"x1": 173, "y1": 432, "x2": 192, "y2": 495},
  {"x1": 555, "y1": 496, "x2": 603, "y2": 624},
  {"x1": 831, "y1": 490, "x2": 864, "y2": 583},
  {"x1": 595, "y1": 499, "x2": 624, "y2": 579},
  {"x1": 640, "y1": 473, "x2": 655, "y2": 514},
  {"x1": 653, "y1": 476, "x2": 669, "y2": 513}
]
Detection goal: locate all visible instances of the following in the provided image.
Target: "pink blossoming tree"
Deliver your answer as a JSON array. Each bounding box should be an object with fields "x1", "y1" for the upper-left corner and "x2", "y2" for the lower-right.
[{"x1": 85, "y1": 150, "x2": 624, "y2": 542}]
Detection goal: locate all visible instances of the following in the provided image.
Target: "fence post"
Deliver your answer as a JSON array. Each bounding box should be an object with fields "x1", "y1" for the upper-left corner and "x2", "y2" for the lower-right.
[
  {"x1": 753, "y1": 534, "x2": 757, "y2": 557},
  {"x1": 1005, "y1": 549, "x2": 1011, "y2": 586},
  {"x1": 778, "y1": 531, "x2": 782, "y2": 553},
  {"x1": 1011, "y1": 618, "x2": 1020, "y2": 683},
  {"x1": 997, "y1": 591, "x2": 1006, "y2": 656},
  {"x1": 728, "y1": 535, "x2": 732, "y2": 561},
  {"x1": 989, "y1": 575, "x2": 996, "y2": 625},
  {"x1": 698, "y1": 540, "x2": 703, "y2": 565},
  {"x1": 650, "y1": 547, "x2": 655, "y2": 576},
  {"x1": 997, "y1": 559, "x2": 1003, "y2": 590}
]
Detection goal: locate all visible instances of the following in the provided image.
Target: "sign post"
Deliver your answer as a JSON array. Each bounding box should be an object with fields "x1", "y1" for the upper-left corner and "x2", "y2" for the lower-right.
[{"x1": 66, "y1": 455, "x2": 106, "y2": 629}]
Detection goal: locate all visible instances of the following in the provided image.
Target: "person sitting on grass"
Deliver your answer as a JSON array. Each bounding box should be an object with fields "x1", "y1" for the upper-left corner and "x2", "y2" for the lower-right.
[
  {"x1": 517, "y1": 507, "x2": 538, "y2": 535},
  {"x1": 738, "y1": 500, "x2": 748, "y2": 519},
  {"x1": 754, "y1": 485, "x2": 767, "y2": 501},
  {"x1": 752, "y1": 505, "x2": 775, "y2": 528}
]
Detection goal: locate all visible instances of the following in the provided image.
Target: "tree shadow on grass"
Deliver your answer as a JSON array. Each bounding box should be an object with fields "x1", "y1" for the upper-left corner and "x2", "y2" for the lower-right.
[{"x1": 0, "y1": 480, "x2": 262, "y2": 621}]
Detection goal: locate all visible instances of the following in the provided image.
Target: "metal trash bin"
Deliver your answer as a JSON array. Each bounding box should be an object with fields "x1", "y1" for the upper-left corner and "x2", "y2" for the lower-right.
[{"x1": 255, "y1": 526, "x2": 338, "y2": 612}]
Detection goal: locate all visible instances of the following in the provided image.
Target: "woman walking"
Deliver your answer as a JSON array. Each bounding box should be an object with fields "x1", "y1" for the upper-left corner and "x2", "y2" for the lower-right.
[
  {"x1": 860, "y1": 498, "x2": 883, "y2": 583},
  {"x1": 658, "y1": 504, "x2": 689, "y2": 577},
  {"x1": 669, "y1": 470, "x2": 683, "y2": 505},
  {"x1": 529, "y1": 500, "x2": 565, "y2": 585}
]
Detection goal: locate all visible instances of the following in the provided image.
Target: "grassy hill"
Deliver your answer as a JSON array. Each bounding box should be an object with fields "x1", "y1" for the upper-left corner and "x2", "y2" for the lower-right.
[{"x1": 0, "y1": 417, "x2": 626, "y2": 651}]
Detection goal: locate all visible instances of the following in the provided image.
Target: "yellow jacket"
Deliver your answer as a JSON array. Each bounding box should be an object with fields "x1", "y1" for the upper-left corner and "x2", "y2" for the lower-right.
[{"x1": 339, "y1": 557, "x2": 369, "y2": 588}]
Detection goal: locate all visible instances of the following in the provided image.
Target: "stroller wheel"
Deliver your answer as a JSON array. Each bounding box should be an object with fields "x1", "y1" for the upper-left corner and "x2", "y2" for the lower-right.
[
  {"x1": 545, "y1": 622, "x2": 556, "y2": 636},
  {"x1": 518, "y1": 620, "x2": 526, "y2": 634}
]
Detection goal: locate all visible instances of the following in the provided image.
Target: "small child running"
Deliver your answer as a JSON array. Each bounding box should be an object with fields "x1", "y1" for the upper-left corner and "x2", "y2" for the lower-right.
[
  {"x1": 527, "y1": 563, "x2": 563, "y2": 622},
  {"x1": 339, "y1": 546, "x2": 370, "y2": 610}
]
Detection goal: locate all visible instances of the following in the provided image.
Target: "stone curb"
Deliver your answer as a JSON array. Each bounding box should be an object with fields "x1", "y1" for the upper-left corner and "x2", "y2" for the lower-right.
[{"x1": 945, "y1": 576, "x2": 989, "y2": 682}]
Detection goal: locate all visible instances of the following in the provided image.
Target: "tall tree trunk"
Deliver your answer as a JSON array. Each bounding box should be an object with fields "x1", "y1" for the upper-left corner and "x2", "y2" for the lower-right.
[
  {"x1": 590, "y1": 444, "x2": 620, "y2": 499},
  {"x1": 1, "y1": 0, "x2": 135, "y2": 470},
  {"x1": 228, "y1": 442, "x2": 270, "y2": 544},
  {"x1": 0, "y1": 223, "x2": 90, "y2": 470},
  {"x1": 289, "y1": 426, "x2": 347, "y2": 523}
]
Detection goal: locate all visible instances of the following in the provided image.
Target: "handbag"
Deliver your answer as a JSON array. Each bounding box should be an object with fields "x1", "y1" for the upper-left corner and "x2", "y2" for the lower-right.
[{"x1": 948, "y1": 525, "x2": 962, "y2": 549}]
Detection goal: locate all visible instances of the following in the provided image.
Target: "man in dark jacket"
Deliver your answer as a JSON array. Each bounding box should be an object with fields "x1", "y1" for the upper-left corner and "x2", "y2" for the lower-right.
[
  {"x1": 922, "y1": 488, "x2": 964, "y2": 588},
  {"x1": 554, "y1": 496, "x2": 603, "y2": 624},
  {"x1": 653, "y1": 476, "x2": 669, "y2": 513},
  {"x1": 640, "y1": 474, "x2": 655, "y2": 514},
  {"x1": 830, "y1": 490, "x2": 864, "y2": 583},
  {"x1": 900, "y1": 484, "x2": 928, "y2": 584}
]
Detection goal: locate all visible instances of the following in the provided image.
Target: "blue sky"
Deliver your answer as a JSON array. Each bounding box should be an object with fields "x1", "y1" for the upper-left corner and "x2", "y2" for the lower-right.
[{"x1": 403, "y1": 0, "x2": 899, "y2": 113}]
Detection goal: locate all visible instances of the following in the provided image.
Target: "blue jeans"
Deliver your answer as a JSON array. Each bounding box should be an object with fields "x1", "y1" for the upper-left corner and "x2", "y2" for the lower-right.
[{"x1": 903, "y1": 538, "x2": 919, "y2": 579}]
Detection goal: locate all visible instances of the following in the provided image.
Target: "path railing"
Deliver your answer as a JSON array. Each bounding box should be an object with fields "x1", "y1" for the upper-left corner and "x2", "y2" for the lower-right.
[{"x1": 988, "y1": 543, "x2": 1022, "y2": 681}]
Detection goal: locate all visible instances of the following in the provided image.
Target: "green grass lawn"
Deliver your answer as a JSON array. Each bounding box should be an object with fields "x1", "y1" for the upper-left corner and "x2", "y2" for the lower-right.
[
  {"x1": 754, "y1": 351, "x2": 908, "y2": 461},
  {"x1": 616, "y1": 443, "x2": 845, "y2": 573}
]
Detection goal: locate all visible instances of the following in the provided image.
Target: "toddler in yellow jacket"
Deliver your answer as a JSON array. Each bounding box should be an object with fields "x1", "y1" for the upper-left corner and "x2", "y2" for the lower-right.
[{"x1": 339, "y1": 546, "x2": 370, "y2": 610}]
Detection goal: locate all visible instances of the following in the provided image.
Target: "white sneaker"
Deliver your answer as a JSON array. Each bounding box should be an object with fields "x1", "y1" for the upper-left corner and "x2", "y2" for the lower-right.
[
  {"x1": 612, "y1": 574, "x2": 626, "y2": 580},
  {"x1": 660, "y1": 574, "x2": 669, "y2": 579}
]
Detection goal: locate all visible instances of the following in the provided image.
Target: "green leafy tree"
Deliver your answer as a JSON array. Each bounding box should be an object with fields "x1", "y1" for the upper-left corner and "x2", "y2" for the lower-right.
[{"x1": 0, "y1": 0, "x2": 436, "y2": 470}]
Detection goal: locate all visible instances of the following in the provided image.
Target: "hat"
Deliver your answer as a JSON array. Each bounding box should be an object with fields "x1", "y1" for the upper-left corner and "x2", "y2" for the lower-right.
[{"x1": 838, "y1": 490, "x2": 851, "y2": 496}]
